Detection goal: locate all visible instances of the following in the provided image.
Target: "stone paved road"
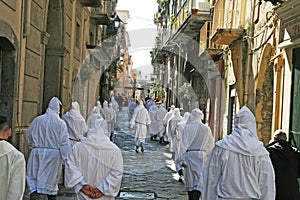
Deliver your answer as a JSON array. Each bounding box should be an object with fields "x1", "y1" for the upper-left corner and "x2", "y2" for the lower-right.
[
  {"x1": 24, "y1": 107, "x2": 187, "y2": 200},
  {"x1": 115, "y1": 107, "x2": 186, "y2": 200}
]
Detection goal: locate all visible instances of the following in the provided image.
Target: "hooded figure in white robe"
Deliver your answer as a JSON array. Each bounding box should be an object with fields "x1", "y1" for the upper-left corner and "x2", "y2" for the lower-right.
[
  {"x1": 179, "y1": 108, "x2": 214, "y2": 200},
  {"x1": 0, "y1": 116, "x2": 26, "y2": 200},
  {"x1": 127, "y1": 98, "x2": 136, "y2": 121},
  {"x1": 156, "y1": 103, "x2": 167, "y2": 142},
  {"x1": 87, "y1": 106, "x2": 108, "y2": 137},
  {"x1": 65, "y1": 118, "x2": 123, "y2": 200},
  {"x1": 109, "y1": 103, "x2": 117, "y2": 141},
  {"x1": 174, "y1": 112, "x2": 190, "y2": 181},
  {"x1": 148, "y1": 103, "x2": 158, "y2": 140},
  {"x1": 110, "y1": 96, "x2": 119, "y2": 113},
  {"x1": 96, "y1": 101, "x2": 102, "y2": 114},
  {"x1": 202, "y1": 106, "x2": 275, "y2": 200},
  {"x1": 26, "y1": 97, "x2": 71, "y2": 197},
  {"x1": 130, "y1": 100, "x2": 151, "y2": 153},
  {"x1": 167, "y1": 108, "x2": 182, "y2": 152},
  {"x1": 62, "y1": 101, "x2": 88, "y2": 147},
  {"x1": 163, "y1": 105, "x2": 175, "y2": 143},
  {"x1": 101, "y1": 101, "x2": 114, "y2": 138}
]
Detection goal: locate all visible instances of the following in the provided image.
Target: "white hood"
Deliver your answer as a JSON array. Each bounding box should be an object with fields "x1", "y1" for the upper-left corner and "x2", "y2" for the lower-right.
[
  {"x1": 83, "y1": 119, "x2": 118, "y2": 150},
  {"x1": 216, "y1": 106, "x2": 269, "y2": 156}
]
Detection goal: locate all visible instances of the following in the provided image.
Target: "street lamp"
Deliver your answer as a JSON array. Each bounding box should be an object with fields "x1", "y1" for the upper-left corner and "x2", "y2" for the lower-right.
[{"x1": 114, "y1": 15, "x2": 121, "y2": 29}]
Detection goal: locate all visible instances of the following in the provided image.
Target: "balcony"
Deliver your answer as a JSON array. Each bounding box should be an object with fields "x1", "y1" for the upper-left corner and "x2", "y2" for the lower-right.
[
  {"x1": 168, "y1": 1, "x2": 211, "y2": 44},
  {"x1": 199, "y1": 21, "x2": 222, "y2": 60},
  {"x1": 90, "y1": 7, "x2": 111, "y2": 25},
  {"x1": 151, "y1": 47, "x2": 168, "y2": 64},
  {"x1": 211, "y1": 0, "x2": 245, "y2": 45},
  {"x1": 79, "y1": 0, "x2": 102, "y2": 7}
]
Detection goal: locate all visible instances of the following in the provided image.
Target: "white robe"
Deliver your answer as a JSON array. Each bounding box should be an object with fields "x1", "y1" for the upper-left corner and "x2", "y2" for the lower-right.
[
  {"x1": 101, "y1": 105, "x2": 114, "y2": 137},
  {"x1": 167, "y1": 113, "x2": 182, "y2": 152},
  {"x1": 174, "y1": 113, "x2": 189, "y2": 171},
  {"x1": 163, "y1": 109, "x2": 174, "y2": 140},
  {"x1": 65, "y1": 126, "x2": 123, "y2": 200},
  {"x1": 0, "y1": 140, "x2": 26, "y2": 200},
  {"x1": 180, "y1": 120, "x2": 214, "y2": 192},
  {"x1": 156, "y1": 105, "x2": 167, "y2": 137},
  {"x1": 127, "y1": 99, "x2": 136, "y2": 121},
  {"x1": 62, "y1": 105, "x2": 88, "y2": 147},
  {"x1": 202, "y1": 146, "x2": 275, "y2": 200},
  {"x1": 109, "y1": 105, "x2": 116, "y2": 135},
  {"x1": 26, "y1": 110, "x2": 71, "y2": 195},
  {"x1": 202, "y1": 106, "x2": 275, "y2": 200},
  {"x1": 148, "y1": 105, "x2": 158, "y2": 136},
  {"x1": 130, "y1": 104, "x2": 151, "y2": 146},
  {"x1": 110, "y1": 97, "x2": 119, "y2": 113}
]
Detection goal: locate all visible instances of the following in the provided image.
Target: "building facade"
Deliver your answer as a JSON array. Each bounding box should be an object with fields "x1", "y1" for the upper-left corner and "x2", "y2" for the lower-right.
[
  {"x1": 152, "y1": 0, "x2": 298, "y2": 145},
  {"x1": 0, "y1": 0, "x2": 124, "y2": 156}
]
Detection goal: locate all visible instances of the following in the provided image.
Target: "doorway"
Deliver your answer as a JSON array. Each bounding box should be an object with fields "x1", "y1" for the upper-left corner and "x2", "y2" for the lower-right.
[
  {"x1": 0, "y1": 37, "x2": 16, "y2": 127},
  {"x1": 290, "y1": 47, "x2": 300, "y2": 149}
]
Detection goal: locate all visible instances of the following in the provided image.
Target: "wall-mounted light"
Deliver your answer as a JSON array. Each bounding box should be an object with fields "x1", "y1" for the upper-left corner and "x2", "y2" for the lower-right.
[{"x1": 114, "y1": 15, "x2": 121, "y2": 28}]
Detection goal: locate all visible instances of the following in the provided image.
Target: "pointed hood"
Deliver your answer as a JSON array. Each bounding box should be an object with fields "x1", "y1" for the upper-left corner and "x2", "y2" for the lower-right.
[
  {"x1": 46, "y1": 97, "x2": 61, "y2": 114},
  {"x1": 83, "y1": 118, "x2": 118, "y2": 150},
  {"x1": 216, "y1": 106, "x2": 269, "y2": 156}
]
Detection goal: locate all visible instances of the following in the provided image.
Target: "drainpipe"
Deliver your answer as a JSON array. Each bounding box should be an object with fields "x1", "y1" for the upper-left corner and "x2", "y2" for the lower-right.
[
  {"x1": 16, "y1": 0, "x2": 25, "y2": 131},
  {"x1": 244, "y1": 0, "x2": 257, "y2": 107},
  {"x1": 23, "y1": 0, "x2": 32, "y2": 37}
]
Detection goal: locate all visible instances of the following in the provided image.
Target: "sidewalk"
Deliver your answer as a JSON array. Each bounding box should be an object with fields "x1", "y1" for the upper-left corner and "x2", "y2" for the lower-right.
[{"x1": 24, "y1": 107, "x2": 187, "y2": 200}]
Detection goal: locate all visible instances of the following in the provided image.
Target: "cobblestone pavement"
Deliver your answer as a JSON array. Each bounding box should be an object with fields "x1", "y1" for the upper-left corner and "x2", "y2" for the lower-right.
[{"x1": 24, "y1": 107, "x2": 187, "y2": 200}]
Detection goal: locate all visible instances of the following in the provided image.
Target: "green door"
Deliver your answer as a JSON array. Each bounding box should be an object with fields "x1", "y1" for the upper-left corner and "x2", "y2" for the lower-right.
[
  {"x1": 290, "y1": 48, "x2": 300, "y2": 150},
  {"x1": 290, "y1": 47, "x2": 300, "y2": 190}
]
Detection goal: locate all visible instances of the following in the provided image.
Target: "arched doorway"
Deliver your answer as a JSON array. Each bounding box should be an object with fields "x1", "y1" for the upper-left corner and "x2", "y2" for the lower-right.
[
  {"x1": 0, "y1": 37, "x2": 16, "y2": 128},
  {"x1": 255, "y1": 44, "x2": 274, "y2": 145},
  {"x1": 43, "y1": 0, "x2": 64, "y2": 112}
]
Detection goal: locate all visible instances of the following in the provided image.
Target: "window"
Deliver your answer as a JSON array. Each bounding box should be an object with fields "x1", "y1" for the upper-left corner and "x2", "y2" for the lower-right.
[
  {"x1": 90, "y1": 32, "x2": 95, "y2": 46},
  {"x1": 76, "y1": 22, "x2": 81, "y2": 48}
]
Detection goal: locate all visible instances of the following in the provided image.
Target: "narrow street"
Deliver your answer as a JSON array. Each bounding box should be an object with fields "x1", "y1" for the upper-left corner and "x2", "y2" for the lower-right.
[
  {"x1": 115, "y1": 107, "x2": 186, "y2": 200},
  {"x1": 24, "y1": 106, "x2": 187, "y2": 200}
]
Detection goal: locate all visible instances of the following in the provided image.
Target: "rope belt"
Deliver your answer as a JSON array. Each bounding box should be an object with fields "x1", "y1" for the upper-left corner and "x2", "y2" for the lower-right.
[
  {"x1": 34, "y1": 146, "x2": 60, "y2": 150},
  {"x1": 186, "y1": 149, "x2": 201, "y2": 152},
  {"x1": 69, "y1": 138, "x2": 81, "y2": 142},
  {"x1": 135, "y1": 121, "x2": 147, "y2": 126}
]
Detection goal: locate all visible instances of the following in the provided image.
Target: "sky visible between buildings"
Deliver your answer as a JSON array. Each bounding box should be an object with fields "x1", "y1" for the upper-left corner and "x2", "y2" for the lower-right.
[{"x1": 116, "y1": 0, "x2": 158, "y2": 79}]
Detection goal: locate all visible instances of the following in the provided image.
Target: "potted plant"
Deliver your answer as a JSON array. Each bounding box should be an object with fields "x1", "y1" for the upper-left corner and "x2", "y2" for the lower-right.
[{"x1": 191, "y1": 8, "x2": 198, "y2": 14}]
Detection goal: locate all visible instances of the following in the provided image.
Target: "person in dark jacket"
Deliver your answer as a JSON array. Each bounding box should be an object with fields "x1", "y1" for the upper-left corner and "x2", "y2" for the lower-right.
[{"x1": 266, "y1": 130, "x2": 300, "y2": 200}]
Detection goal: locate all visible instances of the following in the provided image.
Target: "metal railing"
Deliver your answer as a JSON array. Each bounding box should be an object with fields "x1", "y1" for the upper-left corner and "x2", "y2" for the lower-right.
[{"x1": 199, "y1": 21, "x2": 222, "y2": 55}]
